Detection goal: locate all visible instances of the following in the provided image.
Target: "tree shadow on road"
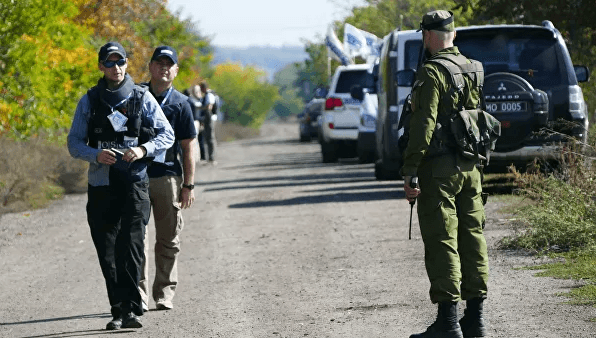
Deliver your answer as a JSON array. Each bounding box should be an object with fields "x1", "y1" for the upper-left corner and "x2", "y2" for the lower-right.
[
  {"x1": 0, "y1": 312, "x2": 136, "y2": 338},
  {"x1": 228, "y1": 190, "x2": 405, "y2": 208},
  {"x1": 239, "y1": 138, "x2": 302, "y2": 146},
  {"x1": 220, "y1": 151, "x2": 366, "y2": 172},
  {"x1": 201, "y1": 170, "x2": 376, "y2": 188},
  {"x1": 17, "y1": 329, "x2": 134, "y2": 337}
]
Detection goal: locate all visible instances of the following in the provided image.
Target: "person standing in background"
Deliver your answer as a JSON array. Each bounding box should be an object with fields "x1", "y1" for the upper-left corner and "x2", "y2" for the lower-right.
[
  {"x1": 199, "y1": 81, "x2": 217, "y2": 165},
  {"x1": 187, "y1": 84, "x2": 205, "y2": 163}
]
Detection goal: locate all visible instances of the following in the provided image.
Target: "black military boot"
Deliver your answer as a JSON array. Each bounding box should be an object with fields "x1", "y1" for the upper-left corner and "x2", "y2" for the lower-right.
[
  {"x1": 459, "y1": 298, "x2": 487, "y2": 337},
  {"x1": 410, "y1": 301, "x2": 464, "y2": 338}
]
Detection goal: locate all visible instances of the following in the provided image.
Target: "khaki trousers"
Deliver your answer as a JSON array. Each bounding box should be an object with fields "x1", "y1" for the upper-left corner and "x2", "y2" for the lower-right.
[{"x1": 140, "y1": 175, "x2": 184, "y2": 308}]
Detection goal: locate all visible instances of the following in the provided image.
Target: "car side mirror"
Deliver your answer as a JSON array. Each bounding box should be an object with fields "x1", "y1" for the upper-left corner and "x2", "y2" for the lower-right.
[
  {"x1": 396, "y1": 69, "x2": 416, "y2": 87},
  {"x1": 350, "y1": 85, "x2": 364, "y2": 101},
  {"x1": 574, "y1": 65, "x2": 590, "y2": 83}
]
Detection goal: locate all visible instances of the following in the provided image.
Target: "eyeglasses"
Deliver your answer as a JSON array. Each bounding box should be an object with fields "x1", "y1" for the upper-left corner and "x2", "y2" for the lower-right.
[{"x1": 102, "y1": 59, "x2": 127, "y2": 68}]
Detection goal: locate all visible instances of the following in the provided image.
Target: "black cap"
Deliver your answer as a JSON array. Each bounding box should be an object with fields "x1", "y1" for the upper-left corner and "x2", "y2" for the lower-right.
[
  {"x1": 98, "y1": 41, "x2": 126, "y2": 63},
  {"x1": 417, "y1": 10, "x2": 455, "y2": 32},
  {"x1": 151, "y1": 46, "x2": 178, "y2": 64}
]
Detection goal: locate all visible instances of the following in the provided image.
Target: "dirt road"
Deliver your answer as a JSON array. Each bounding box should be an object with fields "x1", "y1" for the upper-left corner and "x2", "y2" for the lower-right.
[{"x1": 1, "y1": 122, "x2": 594, "y2": 338}]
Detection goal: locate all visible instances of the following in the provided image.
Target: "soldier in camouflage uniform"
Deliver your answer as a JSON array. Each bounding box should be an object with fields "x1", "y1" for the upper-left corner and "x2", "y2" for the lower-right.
[{"x1": 403, "y1": 10, "x2": 489, "y2": 338}]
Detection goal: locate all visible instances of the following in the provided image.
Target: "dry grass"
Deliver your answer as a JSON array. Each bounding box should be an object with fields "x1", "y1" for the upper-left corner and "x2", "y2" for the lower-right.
[
  {"x1": 0, "y1": 122, "x2": 258, "y2": 217},
  {"x1": 0, "y1": 135, "x2": 88, "y2": 216},
  {"x1": 214, "y1": 122, "x2": 260, "y2": 142}
]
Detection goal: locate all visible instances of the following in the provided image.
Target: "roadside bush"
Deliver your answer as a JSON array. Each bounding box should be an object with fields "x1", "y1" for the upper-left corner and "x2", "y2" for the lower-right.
[
  {"x1": 0, "y1": 135, "x2": 87, "y2": 217},
  {"x1": 501, "y1": 136, "x2": 596, "y2": 254}
]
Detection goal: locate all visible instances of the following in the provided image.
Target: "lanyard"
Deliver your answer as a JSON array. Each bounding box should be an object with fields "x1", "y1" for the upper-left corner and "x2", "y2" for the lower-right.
[
  {"x1": 108, "y1": 92, "x2": 133, "y2": 114},
  {"x1": 160, "y1": 87, "x2": 173, "y2": 108}
]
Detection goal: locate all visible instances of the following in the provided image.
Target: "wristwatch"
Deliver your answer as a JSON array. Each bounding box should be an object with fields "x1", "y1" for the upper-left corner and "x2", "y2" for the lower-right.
[{"x1": 182, "y1": 183, "x2": 194, "y2": 190}]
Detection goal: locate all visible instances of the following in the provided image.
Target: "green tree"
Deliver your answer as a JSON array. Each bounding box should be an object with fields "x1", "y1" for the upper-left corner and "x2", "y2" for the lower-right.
[
  {"x1": 294, "y1": 41, "x2": 331, "y2": 102},
  {"x1": 0, "y1": 0, "x2": 97, "y2": 140},
  {"x1": 209, "y1": 63, "x2": 279, "y2": 128},
  {"x1": 272, "y1": 63, "x2": 304, "y2": 119}
]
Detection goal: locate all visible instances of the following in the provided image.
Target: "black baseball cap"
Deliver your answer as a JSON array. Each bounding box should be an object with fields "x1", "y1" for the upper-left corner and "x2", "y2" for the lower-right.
[
  {"x1": 98, "y1": 41, "x2": 126, "y2": 63},
  {"x1": 151, "y1": 46, "x2": 178, "y2": 64}
]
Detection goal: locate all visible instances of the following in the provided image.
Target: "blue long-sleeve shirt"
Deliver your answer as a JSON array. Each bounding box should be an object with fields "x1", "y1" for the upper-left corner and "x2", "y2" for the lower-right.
[{"x1": 67, "y1": 90, "x2": 175, "y2": 186}]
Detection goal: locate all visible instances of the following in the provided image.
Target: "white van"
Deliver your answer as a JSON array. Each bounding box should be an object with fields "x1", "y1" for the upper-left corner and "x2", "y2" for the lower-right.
[
  {"x1": 374, "y1": 29, "x2": 422, "y2": 179},
  {"x1": 319, "y1": 63, "x2": 375, "y2": 163}
]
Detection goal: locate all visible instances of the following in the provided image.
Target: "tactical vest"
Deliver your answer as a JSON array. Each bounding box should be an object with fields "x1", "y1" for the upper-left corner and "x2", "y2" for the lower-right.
[
  {"x1": 87, "y1": 84, "x2": 150, "y2": 151},
  {"x1": 422, "y1": 53, "x2": 500, "y2": 163}
]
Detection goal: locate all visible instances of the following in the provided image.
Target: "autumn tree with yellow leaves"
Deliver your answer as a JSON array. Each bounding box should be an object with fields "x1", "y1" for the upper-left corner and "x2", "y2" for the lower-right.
[{"x1": 0, "y1": 0, "x2": 280, "y2": 140}]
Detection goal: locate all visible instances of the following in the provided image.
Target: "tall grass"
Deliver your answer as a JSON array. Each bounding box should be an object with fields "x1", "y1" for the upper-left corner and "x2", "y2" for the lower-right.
[
  {"x1": 499, "y1": 126, "x2": 596, "y2": 313},
  {"x1": 501, "y1": 145, "x2": 596, "y2": 254}
]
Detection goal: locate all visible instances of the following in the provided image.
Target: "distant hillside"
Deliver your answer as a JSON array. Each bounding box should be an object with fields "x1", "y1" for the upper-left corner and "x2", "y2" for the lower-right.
[{"x1": 212, "y1": 45, "x2": 309, "y2": 81}]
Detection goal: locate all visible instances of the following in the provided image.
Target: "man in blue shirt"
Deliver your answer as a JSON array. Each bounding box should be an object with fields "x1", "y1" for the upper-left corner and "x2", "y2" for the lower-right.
[
  {"x1": 67, "y1": 41, "x2": 174, "y2": 331},
  {"x1": 139, "y1": 46, "x2": 197, "y2": 311}
]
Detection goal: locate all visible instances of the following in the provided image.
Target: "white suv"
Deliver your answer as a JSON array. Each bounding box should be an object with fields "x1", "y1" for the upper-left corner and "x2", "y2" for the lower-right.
[{"x1": 318, "y1": 64, "x2": 375, "y2": 163}]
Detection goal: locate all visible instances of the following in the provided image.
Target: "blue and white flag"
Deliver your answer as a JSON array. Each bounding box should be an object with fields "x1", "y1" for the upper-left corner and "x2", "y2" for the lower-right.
[
  {"x1": 325, "y1": 25, "x2": 352, "y2": 66},
  {"x1": 343, "y1": 23, "x2": 381, "y2": 63}
]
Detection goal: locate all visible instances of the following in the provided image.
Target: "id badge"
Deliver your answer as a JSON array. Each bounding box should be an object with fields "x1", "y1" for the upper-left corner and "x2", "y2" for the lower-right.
[{"x1": 107, "y1": 111, "x2": 128, "y2": 132}]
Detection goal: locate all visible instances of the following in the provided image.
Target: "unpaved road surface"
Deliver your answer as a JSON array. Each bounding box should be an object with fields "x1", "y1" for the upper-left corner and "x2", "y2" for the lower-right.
[{"x1": 1, "y1": 122, "x2": 595, "y2": 338}]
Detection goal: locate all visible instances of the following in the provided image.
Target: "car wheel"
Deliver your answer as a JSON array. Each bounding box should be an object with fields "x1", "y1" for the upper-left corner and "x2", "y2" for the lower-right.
[
  {"x1": 321, "y1": 140, "x2": 338, "y2": 163},
  {"x1": 358, "y1": 149, "x2": 375, "y2": 164}
]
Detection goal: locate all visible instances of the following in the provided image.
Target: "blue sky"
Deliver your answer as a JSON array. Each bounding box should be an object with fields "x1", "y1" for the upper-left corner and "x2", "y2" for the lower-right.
[{"x1": 167, "y1": 0, "x2": 368, "y2": 47}]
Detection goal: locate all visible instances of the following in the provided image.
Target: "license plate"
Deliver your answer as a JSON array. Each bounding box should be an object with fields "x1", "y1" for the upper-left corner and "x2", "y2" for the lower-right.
[{"x1": 485, "y1": 101, "x2": 527, "y2": 113}]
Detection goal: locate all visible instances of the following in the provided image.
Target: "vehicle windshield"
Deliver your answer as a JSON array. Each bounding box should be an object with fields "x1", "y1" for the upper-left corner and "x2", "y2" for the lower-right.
[
  {"x1": 335, "y1": 70, "x2": 375, "y2": 93},
  {"x1": 455, "y1": 35, "x2": 564, "y2": 88}
]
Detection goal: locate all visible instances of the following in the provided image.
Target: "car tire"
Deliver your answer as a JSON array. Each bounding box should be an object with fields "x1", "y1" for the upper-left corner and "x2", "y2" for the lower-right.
[
  {"x1": 300, "y1": 133, "x2": 311, "y2": 142},
  {"x1": 358, "y1": 149, "x2": 375, "y2": 164},
  {"x1": 321, "y1": 140, "x2": 338, "y2": 163}
]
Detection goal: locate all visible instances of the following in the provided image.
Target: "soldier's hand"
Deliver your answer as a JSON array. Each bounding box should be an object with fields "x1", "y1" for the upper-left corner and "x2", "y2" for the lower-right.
[
  {"x1": 124, "y1": 147, "x2": 145, "y2": 163},
  {"x1": 97, "y1": 149, "x2": 117, "y2": 166},
  {"x1": 180, "y1": 187, "x2": 195, "y2": 209},
  {"x1": 404, "y1": 176, "x2": 420, "y2": 203}
]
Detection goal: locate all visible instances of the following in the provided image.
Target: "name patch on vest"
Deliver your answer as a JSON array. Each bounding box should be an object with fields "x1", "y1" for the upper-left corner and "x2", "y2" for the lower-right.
[{"x1": 98, "y1": 136, "x2": 138, "y2": 150}]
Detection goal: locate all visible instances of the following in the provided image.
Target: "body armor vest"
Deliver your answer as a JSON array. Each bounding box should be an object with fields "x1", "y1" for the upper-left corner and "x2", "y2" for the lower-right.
[
  {"x1": 86, "y1": 77, "x2": 154, "y2": 182},
  {"x1": 87, "y1": 79, "x2": 149, "y2": 150}
]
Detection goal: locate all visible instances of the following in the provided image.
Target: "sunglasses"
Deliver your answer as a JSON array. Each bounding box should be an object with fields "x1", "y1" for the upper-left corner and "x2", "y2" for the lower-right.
[{"x1": 102, "y1": 59, "x2": 127, "y2": 68}]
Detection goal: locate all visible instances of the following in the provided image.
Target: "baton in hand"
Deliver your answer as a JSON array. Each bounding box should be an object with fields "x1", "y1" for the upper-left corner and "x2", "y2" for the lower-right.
[{"x1": 408, "y1": 176, "x2": 418, "y2": 240}]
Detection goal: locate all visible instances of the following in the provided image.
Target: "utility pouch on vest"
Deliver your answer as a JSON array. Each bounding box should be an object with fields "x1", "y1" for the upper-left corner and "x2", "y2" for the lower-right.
[{"x1": 450, "y1": 108, "x2": 501, "y2": 163}]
